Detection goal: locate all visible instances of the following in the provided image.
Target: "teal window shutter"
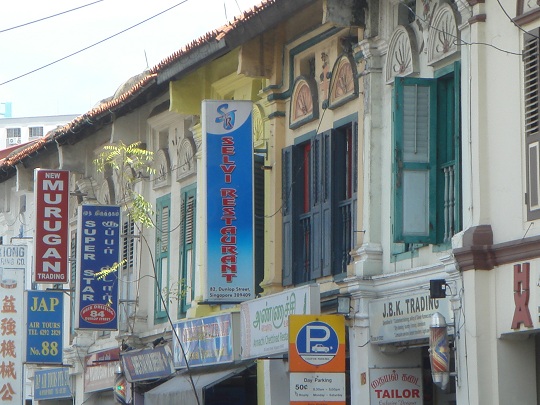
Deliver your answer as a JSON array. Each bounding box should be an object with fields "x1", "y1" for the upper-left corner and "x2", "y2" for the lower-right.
[
  {"x1": 394, "y1": 77, "x2": 437, "y2": 243},
  {"x1": 282, "y1": 146, "x2": 294, "y2": 286},
  {"x1": 155, "y1": 194, "x2": 171, "y2": 322}
]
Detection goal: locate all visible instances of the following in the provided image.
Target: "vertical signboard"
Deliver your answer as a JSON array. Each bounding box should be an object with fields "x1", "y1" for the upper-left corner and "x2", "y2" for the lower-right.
[
  {"x1": 289, "y1": 315, "x2": 346, "y2": 405},
  {"x1": 0, "y1": 245, "x2": 26, "y2": 403},
  {"x1": 76, "y1": 205, "x2": 121, "y2": 330},
  {"x1": 34, "y1": 169, "x2": 69, "y2": 283},
  {"x1": 203, "y1": 100, "x2": 254, "y2": 303},
  {"x1": 25, "y1": 290, "x2": 63, "y2": 364}
]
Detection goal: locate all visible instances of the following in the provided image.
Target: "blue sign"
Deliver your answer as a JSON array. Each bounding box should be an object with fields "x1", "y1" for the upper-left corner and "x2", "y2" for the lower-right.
[
  {"x1": 26, "y1": 291, "x2": 64, "y2": 364},
  {"x1": 76, "y1": 205, "x2": 120, "y2": 330},
  {"x1": 173, "y1": 313, "x2": 235, "y2": 368},
  {"x1": 34, "y1": 368, "x2": 71, "y2": 400},
  {"x1": 296, "y1": 321, "x2": 339, "y2": 366},
  {"x1": 121, "y1": 346, "x2": 175, "y2": 383},
  {"x1": 203, "y1": 100, "x2": 255, "y2": 303}
]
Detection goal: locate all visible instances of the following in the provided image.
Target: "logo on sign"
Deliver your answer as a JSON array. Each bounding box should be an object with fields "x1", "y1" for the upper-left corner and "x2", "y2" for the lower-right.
[
  {"x1": 296, "y1": 321, "x2": 339, "y2": 366},
  {"x1": 215, "y1": 103, "x2": 237, "y2": 130}
]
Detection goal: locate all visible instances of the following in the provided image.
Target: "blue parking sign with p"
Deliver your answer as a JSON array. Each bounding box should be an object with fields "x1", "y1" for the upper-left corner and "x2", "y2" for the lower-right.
[
  {"x1": 297, "y1": 321, "x2": 338, "y2": 355},
  {"x1": 289, "y1": 315, "x2": 345, "y2": 372}
]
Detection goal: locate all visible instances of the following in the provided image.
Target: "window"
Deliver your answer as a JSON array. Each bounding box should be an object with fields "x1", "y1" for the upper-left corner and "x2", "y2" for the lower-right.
[
  {"x1": 155, "y1": 194, "x2": 170, "y2": 322},
  {"x1": 120, "y1": 216, "x2": 137, "y2": 332},
  {"x1": 524, "y1": 29, "x2": 540, "y2": 220},
  {"x1": 6, "y1": 128, "x2": 21, "y2": 145},
  {"x1": 179, "y1": 185, "x2": 196, "y2": 316},
  {"x1": 392, "y1": 63, "x2": 461, "y2": 246},
  {"x1": 282, "y1": 119, "x2": 358, "y2": 285},
  {"x1": 29, "y1": 127, "x2": 43, "y2": 138}
]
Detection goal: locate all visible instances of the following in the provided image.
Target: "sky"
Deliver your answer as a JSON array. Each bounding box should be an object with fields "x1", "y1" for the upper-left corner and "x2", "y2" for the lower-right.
[{"x1": 0, "y1": 0, "x2": 261, "y2": 118}]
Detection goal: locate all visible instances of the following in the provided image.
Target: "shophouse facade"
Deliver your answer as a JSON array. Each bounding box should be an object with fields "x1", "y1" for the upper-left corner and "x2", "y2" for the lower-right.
[{"x1": 2, "y1": 0, "x2": 538, "y2": 404}]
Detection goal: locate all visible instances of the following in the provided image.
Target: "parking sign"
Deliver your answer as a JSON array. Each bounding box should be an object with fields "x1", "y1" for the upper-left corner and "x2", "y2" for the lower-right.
[{"x1": 289, "y1": 315, "x2": 345, "y2": 373}]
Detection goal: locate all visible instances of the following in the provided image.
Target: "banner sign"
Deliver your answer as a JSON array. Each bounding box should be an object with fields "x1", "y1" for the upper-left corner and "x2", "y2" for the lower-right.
[
  {"x1": 173, "y1": 313, "x2": 239, "y2": 368},
  {"x1": 34, "y1": 368, "x2": 72, "y2": 400},
  {"x1": 121, "y1": 346, "x2": 175, "y2": 383},
  {"x1": 25, "y1": 290, "x2": 63, "y2": 364},
  {"x1": 34, "y1": 169, "x2": 69, "y2": 283},
  {"x1": 370, "y1": 368, "x2": 423, "y2": 405},
  {"x1": 203, "y1": 100, "x2": 254, "y2": 303},
  {"x1": 76, "y1": 205, "x2": 121, "y2": 330},
  {"x1": 240, "y1": 285, "x2": 320, "y2": 359},
  {"x1": 369, "y1": 292, "x2": 451, "y2": 344},
  {"x1": 84, "y1": 348, "x2": 120, "y2": 393},
  {"x1": 0, "y1": 245, "x2": 26, "y2": 403}
]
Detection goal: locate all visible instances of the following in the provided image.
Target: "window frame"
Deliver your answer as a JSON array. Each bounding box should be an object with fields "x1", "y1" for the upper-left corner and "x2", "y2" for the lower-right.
[{"x1": 178, "y1": 184, "x2": 196, "y2": 317}]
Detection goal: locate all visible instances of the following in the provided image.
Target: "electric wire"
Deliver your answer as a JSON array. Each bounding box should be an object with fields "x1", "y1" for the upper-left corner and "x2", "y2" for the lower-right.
[
  {"x1": 0, "y1": 0, "x2": 190, "y2": 86},
  {"x1": 0, "y1": 0, "x2": 104, "y2": 34}
]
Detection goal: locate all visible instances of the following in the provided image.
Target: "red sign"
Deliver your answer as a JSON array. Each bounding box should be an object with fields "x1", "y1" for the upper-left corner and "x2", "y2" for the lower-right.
[{"x1": 34, "y1": 170, "x2": 69, "y2": 283}]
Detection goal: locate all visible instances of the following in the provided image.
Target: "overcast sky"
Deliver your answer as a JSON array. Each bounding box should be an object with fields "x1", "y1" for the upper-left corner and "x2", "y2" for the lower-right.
[{"x1": 0, "y1": 0, "x2": 260, "y2": 118}]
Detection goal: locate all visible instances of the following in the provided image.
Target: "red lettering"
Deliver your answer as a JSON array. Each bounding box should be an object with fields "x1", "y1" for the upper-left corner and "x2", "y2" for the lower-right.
[{"x1": 512, "y1": 263, "x2": 533, "y2": 329}]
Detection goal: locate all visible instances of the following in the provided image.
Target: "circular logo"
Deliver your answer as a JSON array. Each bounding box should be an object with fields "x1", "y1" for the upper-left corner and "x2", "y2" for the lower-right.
[
  {"x1": 81, "y1": 304, "x2": 116, "y2": 325},
  {"x1": 295, "y1": 321, "x2": 339, "y2": 366}
]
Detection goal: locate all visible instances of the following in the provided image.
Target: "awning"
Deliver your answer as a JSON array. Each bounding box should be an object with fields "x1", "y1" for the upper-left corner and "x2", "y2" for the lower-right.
[{"x1": 145, "y1": 363, "x2": 254, "y2": 405}]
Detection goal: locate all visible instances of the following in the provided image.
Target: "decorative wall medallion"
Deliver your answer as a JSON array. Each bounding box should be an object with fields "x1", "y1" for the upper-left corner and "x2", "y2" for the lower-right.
[
  {"x1": 427, "y1": 3, "x2": 459, "y2": 65},
  {"x1": 252, "y1": 104, "x2": 264, "y2": 143},
  {"x1": 385, "y1": 25, "x2": 418, "y2": 84},
  {"x1": 517, "y1": 0, "x2": 540, "y2": 18},
  {"x1": 154, "y1": 148, "x2": 171, "y2": 189},
  {"x1": 290, "y1": 76, "x2": 319, "y2": 129},
  {"x1": 117, "y1": 166, "x2": 136, "y2": 203},
  {"x1": 176, "y1": 138, "x2": 197, "y2": 182},
  {"x1": 329, "y1": 54, "x2": 358, "y2": 109},
  {"x1": 320, "y1": 52, "x2": 331, "y2": 103}
]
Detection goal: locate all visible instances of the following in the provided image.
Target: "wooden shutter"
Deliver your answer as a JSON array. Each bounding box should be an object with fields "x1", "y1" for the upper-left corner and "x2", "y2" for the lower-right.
[
  {"x1": 320, "y1": 130, "x2": 333, "y2": 277},
  {"x1": 394, "y1": 77, "x2": 437, "y2": 243},
  {"x1": 155, "y1": 194, "x2": 170, "y2": 320},
  {"x1": 180, "y1": 185, "x2": 196, "y2": 314},
  {"x1": 524, "y1": 29, "x2": 540, "y2": 220},
  {"x1": 310, "y1": 133, "x2": 323, "y2": 280},
  {"x1": 254, "y1": 154, "x2": 265, "y2": 295},
  {"x1": 282, "y1": 146, "x2": 294, "y2": 286}
]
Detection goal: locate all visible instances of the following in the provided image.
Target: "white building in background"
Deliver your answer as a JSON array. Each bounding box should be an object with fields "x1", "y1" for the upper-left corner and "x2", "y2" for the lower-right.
[{"x1": 0, "y1": 114, "x2": 78, "y2": 148}]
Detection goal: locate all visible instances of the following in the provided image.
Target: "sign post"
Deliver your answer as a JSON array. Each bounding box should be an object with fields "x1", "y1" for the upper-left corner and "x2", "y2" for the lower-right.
[{"x1": 289, "y1": 315, "x2": 346, "y2": 405}]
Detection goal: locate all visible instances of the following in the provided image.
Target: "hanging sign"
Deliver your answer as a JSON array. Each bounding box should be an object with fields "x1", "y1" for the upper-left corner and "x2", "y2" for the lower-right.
[
  {"x1": 25, "y1": 290, "x2": 63, "y2": 364},
  {"x1": 34, "y1": 368, "x2": 72, "y2": 400},
  {"x1": 203, "y1": 100, "x2": 255, "y2": 303},
  {"x1": 76, "y1": 205, "x2": 121, "y2": 330},
  {"x1": 34, "y1": 169, "x2": 70, "y2": 283}
]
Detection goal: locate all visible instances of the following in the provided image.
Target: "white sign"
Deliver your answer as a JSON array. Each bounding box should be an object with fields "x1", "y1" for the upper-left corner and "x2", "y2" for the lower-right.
[
  {"x1": 0, "y1": 245, "x2": 27, "y2": 403},
  {"x1": 369, "y1": 292, "x2": 451, "y2": 344},
  {"x1": 240, "y1": 285, "x2": 320, "y2": 359},
  {"x1": 290, "y1": 372, "x2": 346, "y2": 402},
  {"x1": 370, "y1": 368, "x2": 423, "y2": 405}
]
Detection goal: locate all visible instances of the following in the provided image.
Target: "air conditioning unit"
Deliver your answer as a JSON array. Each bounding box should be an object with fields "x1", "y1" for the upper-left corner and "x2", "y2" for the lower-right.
[{"x1": 7, "y1": 138, "x2": 19, "y2": 145}]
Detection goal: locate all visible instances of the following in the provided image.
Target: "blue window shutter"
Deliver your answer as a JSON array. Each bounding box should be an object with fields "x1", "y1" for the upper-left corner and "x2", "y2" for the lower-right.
[
  {"x1": 320, "y1": 130, "x2": 333, "y2": 277},
  {"x1": 394, "y1": 77, "x2": 437, "y2": 243},
  {"x1": 310, "y1": 133, "x2": 323, "y2": 280},
  {"x1": 254, "y1": 154, "x2": 265, "y2": 295},
  {"x1": 282, "y1": 146, "x2": 294, "y2": 286}
]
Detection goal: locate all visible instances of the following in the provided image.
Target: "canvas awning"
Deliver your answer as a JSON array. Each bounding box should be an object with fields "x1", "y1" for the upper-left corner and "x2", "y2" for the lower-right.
[{"x1": 144, "y1": 363, "x2": 254, "y2": 405}]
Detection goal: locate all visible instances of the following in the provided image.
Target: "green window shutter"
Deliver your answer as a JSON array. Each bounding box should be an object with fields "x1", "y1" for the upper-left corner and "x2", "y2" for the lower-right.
[
  {"x1": 320, "y1": 130, "x2": 333, "y2": 277},
  {"x1": 155, "y1": 194, "x2": 170, "y2": 322},
  {"x1": 393, "y1": 77, "x2": 437, "y2": 244},
  {"x1": 524, "y1": 29, "x2": 540, "y2": 220},
  {"x1": 254, "y1": 154, "x2": 265, "y2": 296},
  {"x1": 179, "y1": 185, "x2": 196, "y2": 316}
]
